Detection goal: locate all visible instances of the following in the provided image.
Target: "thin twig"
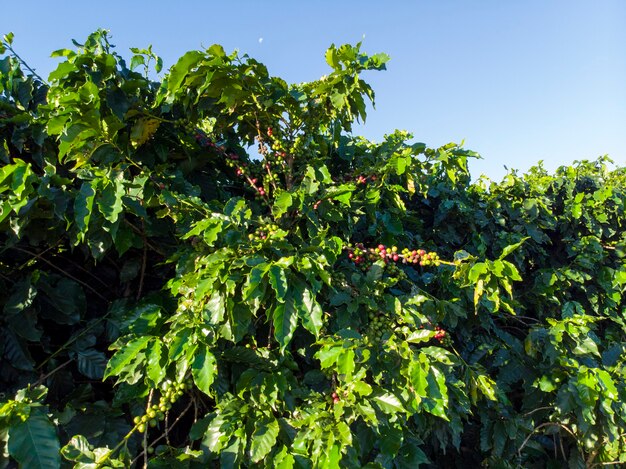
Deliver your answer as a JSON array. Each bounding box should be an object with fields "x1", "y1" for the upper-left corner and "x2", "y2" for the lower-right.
[
  {"x1": 518, "y1": 422, "x2": 578, "y2": 459},
  {"x1": 165, "y1": 406, "x2": 171, "y2": 447},
  {"x1": 558, "y1": 432, "x2": 566, "y2": 462},
  {"x1": 4, "y1": 43, "x2": 48, "y2": 84},
  {"x1": 144, "y1": 389, "x2": 154, "y2": 469},
  {"x1": 50, "y1": 253, "x2": 111, "y2": 289},
  {"x1": 36, "y1": 312, "x2": 113, "y2": 370},
  {"x1": 131, "y1": 398, "x2": 193, "y2": 466},
  {"x1": 33, "y1": 358, "x2": 73, "y2": 387},
  {"x1": 523, "y1": 406, "x2": 553, "y2": 417},
  {"x1": 123, "y1": 220, "x2": 166, "y2": 257},
  {"x1": 11, "y1": 246, "x2": 108, "y2": 302},
  {"x1": 13, "y1": 239, "x2": 62, "y2": 270},
  {"x1": 136, "y1": 220, "x2": 148, "y2": 301},
  {"x1": 0, "y1": 271, "x2": 14, "y2": 283}
]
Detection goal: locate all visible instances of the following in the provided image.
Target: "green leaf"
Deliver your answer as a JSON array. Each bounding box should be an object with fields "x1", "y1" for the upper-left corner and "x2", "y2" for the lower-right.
[
  {"x1": 274, "y1": 446, "x2": 295, "y2": 468},
  {"x1": 200, "y1": 412, "x2": 231, "y2": 454},
  {"x1": 391, "y1": 154, "x2": 408, "y2": 175},
  {"x1": 104, "y1": 335, "x2": 152, "y2": 379},
  {"x1": 61, "y1": 435, "x2": 95, "y2": 463},
  {"x1": 8, "y1": 408, "x2": 60, "y2": 469},
  {"x1": 273, "y1": 191, "x2": 293, "y2": 218},
  {"x1": 184, "y1": 218, "x2": 223, "y2": 246},
  {"x1": 337, "y1": 348, "x2": 355, "y2": 378},
  {"x1": 468, "y1": 262, "x2": 488, "y2": 283},
  {"x1": 97, "y1": 178, "x2": 124, "y2": 224},
  {"x1": 498, "y1": 237, "x2": 529, "y2": 260},
  {"x1": 130, "y1": 118, "x2": 160, "y2": 148},
  {"x1": 192, "y1": 343, "x2": 217, "y2": 396},
  {"x1": 249, "y1": 418, "x2": 279, "y2": 463},
  {"x1": 353, "y1": 381, "x2": 372, "y2": 396},
  {"x1": 204, "y1": 290, "x2": 226, "y2": 324},
  {"x1": 76, "y1": 348, "x2": 107, "y2": 379},
  {"x1": 273, "y1": 302, "x2": 298, "y2": 351},
  {"x1": 406, "y1": 329, "x2": 435, "y2": 344},
  {"x1": 38, "y1": 277, "x2": 85, "y2": 325},
  {"x1": 74, "y1": 180, "x2": 96, "y2": 238},
  {"x1": 476, "y1": 374, "x2": 497, "y2": 401},
  {"x1": 372, "y1": 392, "x2": 405, "y2": 414},
  {"x1": 298, "y1": 286, "x2": 323, "y2": 338},
  {"x1": 268, "y1": 265, "x2": 288, "y2": 302},
  {"x1": 3, "y1": 278, "x2": 37, "y2": 316},
  {"x1": 572, "y1": 337, "x2": 600, "y2": 357},
  {"x1": 2, "y1": 328, "x2": 34, "y2": 371},
  {"x1": 325, "y1": 45, "x2": 339, "y2": 69},
  {"x1": 146, "y1": 339, "x2": 166, "y2": 385},
  {"x1": 164, "y1": 50, "x2": 205, "y2": 97},
  {"x1": 394, "y1": 437, "x2": 430, "y2": 469},
  {"x1": 421, "y1": 346, "x2": 454, "y2": 365},
  {"x1": 130, "y1": 55, "x2": 145, "y2": 71},
  {"x1": 379, "y1": 423, "x2": 403, "y2": 457},
  {"x1": 316, "y1": 345, "x2": 342, "y2": 369}
]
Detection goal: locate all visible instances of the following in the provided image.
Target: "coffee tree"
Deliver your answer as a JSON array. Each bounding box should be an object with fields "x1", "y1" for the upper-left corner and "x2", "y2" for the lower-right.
[{"x1": 1, "y1": 30, "x2": 625, "y2": 468}]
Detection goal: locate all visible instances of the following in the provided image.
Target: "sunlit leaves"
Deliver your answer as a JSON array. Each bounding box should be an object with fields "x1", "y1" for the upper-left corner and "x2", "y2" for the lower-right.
[
  {"x1": 103, "y1": 335, "x2": 152, "y2": 381},
  {"x1": 249, "y1": 418, "x2": 279, "y2": 463},
  {"x1": 192, "y1": 343, "x2": 217, "y2": 396},
  {"x1": 74, "y1": 180, "x2": 96, "y2": 240},
  {"x1": 272, "y1": 302, "x2": 297, "y2": 351},
  {"x1": 268, "y1": 264, "x2": 288, "y2": 303},
  {"x1": 96, "y1": 176, "x2": 125, "y2": 224},
  {"x1": 2, "y1": 29, "x2": 626, "y2": 469},
  {"x1": 130, "y1": 117, "x2": 160, "y2": 149}
]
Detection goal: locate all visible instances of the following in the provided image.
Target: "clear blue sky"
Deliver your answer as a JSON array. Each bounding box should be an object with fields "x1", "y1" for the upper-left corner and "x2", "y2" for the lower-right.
[{"x1": 2, "y1": 0, "x2": 624, "y2": 179}]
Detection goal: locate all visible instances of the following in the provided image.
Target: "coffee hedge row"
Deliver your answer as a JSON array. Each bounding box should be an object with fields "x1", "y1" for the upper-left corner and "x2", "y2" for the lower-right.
[{"x1": 1, "y1": 30, "x2": 625, "y2": 468}]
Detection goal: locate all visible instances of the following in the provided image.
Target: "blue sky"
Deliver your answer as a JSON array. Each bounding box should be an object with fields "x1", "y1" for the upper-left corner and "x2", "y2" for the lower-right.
[{"x1": 2, "y1": 0, "x2": 624, "y2": 179}]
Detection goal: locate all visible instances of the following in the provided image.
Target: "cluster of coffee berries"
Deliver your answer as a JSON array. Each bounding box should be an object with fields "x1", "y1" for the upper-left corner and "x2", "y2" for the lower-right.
[
  {"x1": 367, "y1": 311, "x2": 395, "y2": 342},
  {"x1": 346, "y1": 173, "x2": 377, "y2": 185},
  {"x1": 424, "y1": 324, "x2": 452, "y2": 347},
  {"x1": 400, "y1": 248, "x2": 440, "y2": 266},
  {"x1": 346, "y1": 243, "x2": 441, "y2": 270},
  {"x1": 190, "y1": 128, "x2": 269, "y2": 197},
  {"x1": 254, "y1": 184, "x2": 267, "y2": 198},
  {"x1": 433, "y1": 326, "x2": 452, "y2": 346},
  {"x1": 176, "y1": 118, "x2": 197, "y2": 133},
  {"x1": 248, "y1": 224, "x2": 279, "y2": 242},
  {"x1": 331, "y1": 391, "x2": 340, "y2": 404},
  {"x1": 132, "y1": 379, "x2": 192, "y2": 433}
]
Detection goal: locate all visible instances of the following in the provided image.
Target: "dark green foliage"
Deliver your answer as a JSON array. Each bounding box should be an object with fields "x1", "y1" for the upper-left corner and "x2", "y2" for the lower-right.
[{"x1": 1, "y1": 29, "x2": 625, "y2": 468}]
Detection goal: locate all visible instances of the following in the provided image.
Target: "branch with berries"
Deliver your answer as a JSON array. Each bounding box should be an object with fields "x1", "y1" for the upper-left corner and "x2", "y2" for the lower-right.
[
  {"x1": 191, "y1": 128, "x2": 272, "y2": 202},
  {"x1": 366, "y1": 310, "x2": 452, "y2": 346},
  {"x1": 345, "y1": 243, "x2": 455, "y2": 270}
]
